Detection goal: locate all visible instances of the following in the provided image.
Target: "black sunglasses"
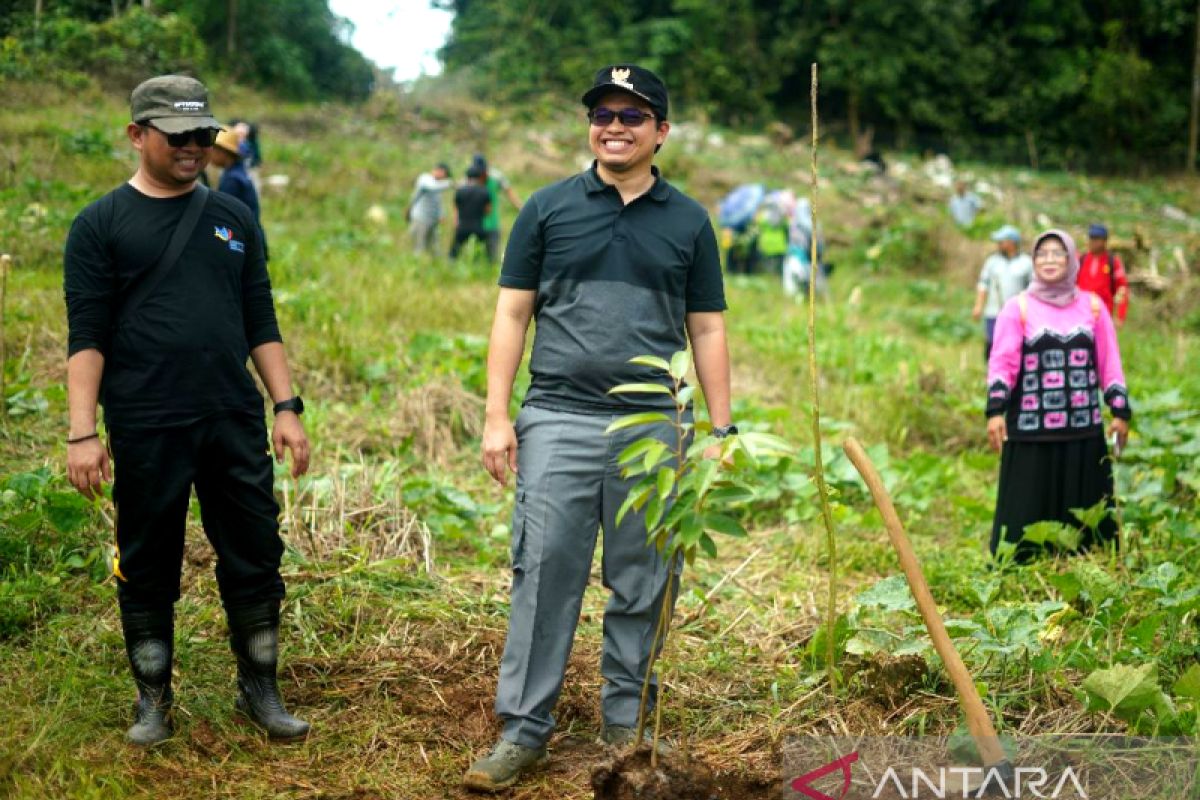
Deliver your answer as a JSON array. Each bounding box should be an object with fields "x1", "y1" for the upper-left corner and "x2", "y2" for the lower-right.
[
  {"x1": 142, "y1": 123, "x2": 217, "y2": 148},
  {"x1": 588, "y1": 107, "x2": 657, "y2": 127}
]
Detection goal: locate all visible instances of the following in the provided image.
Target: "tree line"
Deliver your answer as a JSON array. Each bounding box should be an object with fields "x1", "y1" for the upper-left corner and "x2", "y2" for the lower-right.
[
  {"x1": 435, "y1": 0, "x2": 1200, "y2": 173},
  {"x1": 0, "y1": 0, "x2": 374, "y2": 100}
]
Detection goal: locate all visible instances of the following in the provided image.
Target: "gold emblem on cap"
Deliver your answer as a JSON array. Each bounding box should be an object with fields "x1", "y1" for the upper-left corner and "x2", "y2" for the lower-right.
[{"x1": 611, "y1": 67, "x2": 634, "y2": 90}]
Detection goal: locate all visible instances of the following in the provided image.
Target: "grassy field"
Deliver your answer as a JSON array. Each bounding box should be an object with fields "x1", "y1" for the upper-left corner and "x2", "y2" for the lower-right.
[{"x1": 1, "y1": 80, "x2": 1199, "y2": 799}]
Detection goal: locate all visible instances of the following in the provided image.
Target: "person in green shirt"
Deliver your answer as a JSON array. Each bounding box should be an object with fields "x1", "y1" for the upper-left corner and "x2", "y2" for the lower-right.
[{"x1": 471, "y1": 154, "x2": 523, "y2": 256}]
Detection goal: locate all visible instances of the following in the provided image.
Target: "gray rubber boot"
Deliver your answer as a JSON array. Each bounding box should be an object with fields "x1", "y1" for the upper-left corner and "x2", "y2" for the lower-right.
[
  {"x1": 120, "y1": 605, "x2": 174, "y2": 747},
  {"x1": 226, "y1": 600, "x2": 310, "y2": 740}
]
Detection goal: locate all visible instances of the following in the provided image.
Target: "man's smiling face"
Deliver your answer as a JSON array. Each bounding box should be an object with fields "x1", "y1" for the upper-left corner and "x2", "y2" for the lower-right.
[{"x1": 587, "y1": 91, "x2": 668, "y2": 175}]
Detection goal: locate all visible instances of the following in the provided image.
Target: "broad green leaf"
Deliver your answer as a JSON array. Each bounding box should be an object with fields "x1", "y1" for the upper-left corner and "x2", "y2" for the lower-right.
[
  {"x1": 1021, "y1": 521, "x2": 1081, "y2": 550},
  {"x1": 668, "y1": 349, "x2": 691, "y2": 381},
  {"x1": 1134, "y1": 562, "x2": 1182, "y2": 594},
  {"x1": 1071, "y1": 561, "x2": 1122, "y2": 606},
  {"x1": 656, "y1": 467, "x2": 676, "y2": 501},
  {"x1": 1173, "y1": 665, "x2": 1200, "y2": 701},
  {"x1": 1070, "y1": 500, "x2": 1110, "y2": 532},
  {"x1": 1082, "y1": 663, "x2": 1161, "y2": 715},
  {"x1": 1158, "y1": 587, "x2": 1200, "y2": 610},
  {"x1": 605, "y1": 412, "x2": 672, "y2": 433},
  {"x1": 943, "y1": 618, "x2": 983, "y2": 638},
  {"x1": 676, "y1": 386, "x2": 696, "y2": 406},
  {"x1": 855, "y1": 575, "x2": 916, "y2": 613},
  {"x1": 704, "y1": 513, "x2": 746, "y2": 538},
  {"x1": 608, "y1": 382, "x2": 672, "y2": 395},
  {"x1": 699, "y1": 532, "x2": 717, "y2": 558},
  {"x1": 628, "y1": 355, "x2": 670, "y2": 372},
  {"x1": 1048, "y1": 572, "x2": 1082, "y2": 602},
  {"x1": 967, "y1": 580, "x2": 999, "y2": 608}
]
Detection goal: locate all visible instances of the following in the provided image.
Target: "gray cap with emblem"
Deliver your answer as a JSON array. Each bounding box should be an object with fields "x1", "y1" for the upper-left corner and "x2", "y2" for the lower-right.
[{"x1": 130, "y1": 75, "x2": 223, "y2": 133}]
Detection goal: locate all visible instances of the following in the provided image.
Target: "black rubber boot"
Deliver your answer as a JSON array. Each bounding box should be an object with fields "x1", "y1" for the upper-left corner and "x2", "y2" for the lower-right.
[
  {"x1": 120, "y1": 604, "x2": 174, "y2": 747},
  {"x1": 226, "y1": 600, "x2": 310, "y2": 740}
]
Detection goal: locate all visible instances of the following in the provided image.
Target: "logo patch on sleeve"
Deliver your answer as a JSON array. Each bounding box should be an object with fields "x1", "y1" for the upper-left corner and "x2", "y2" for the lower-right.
[{"x1": 213, "y1": 225, "x2": 245, "y2": 252}]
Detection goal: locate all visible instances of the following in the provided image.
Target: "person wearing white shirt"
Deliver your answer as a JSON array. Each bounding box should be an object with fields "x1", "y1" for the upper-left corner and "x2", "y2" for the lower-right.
[
  {"x1": 407, "y1": 162, "x2": 453, "y2": 255},
  {"x1": 972, "y1": 225, "x2": 1033, "y2": 360}
]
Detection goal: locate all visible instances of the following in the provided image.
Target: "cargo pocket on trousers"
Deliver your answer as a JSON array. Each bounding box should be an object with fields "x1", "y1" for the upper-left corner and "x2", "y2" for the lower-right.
[{"x1": 510, "y1": 490, "x2": 528, "y2": 573}]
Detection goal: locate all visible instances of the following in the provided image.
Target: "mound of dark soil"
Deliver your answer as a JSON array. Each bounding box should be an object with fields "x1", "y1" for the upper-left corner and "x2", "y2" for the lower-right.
[{"x1": 591, "y1": 745, "x2": 776, "y2": 800}]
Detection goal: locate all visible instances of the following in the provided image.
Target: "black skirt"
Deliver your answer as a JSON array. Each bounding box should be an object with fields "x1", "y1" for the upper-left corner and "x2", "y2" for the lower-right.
[{"x1": 990, "y1": 434, "x2": 1117, "y2": 561}]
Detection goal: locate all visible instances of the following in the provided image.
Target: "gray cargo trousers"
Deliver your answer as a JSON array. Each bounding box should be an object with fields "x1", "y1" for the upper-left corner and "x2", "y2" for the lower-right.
[{"x1": 495, "y1": 404, "x2": 687, "y2": 749}]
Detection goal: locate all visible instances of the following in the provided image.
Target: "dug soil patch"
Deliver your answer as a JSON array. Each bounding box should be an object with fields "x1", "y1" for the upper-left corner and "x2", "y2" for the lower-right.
[{"x1": 591, "y1": 745, "x2": 777, "y2": 800}]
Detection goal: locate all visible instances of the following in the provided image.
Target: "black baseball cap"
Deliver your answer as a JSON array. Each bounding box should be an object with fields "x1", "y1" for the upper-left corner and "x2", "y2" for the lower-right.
[
  {"x1": 130, "y1": 75, "x2": 222, "y2": 133},
  {"x1": 581, "y1": 64, "x2": 668, "y2": 121}
]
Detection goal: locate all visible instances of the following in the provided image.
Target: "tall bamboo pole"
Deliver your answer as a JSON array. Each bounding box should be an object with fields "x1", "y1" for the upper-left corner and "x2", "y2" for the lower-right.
[
  {"x1": 1189, "y1": 0, "x2": 1200, "y2": 172},
  {"x1": 807, "y1": 64, "x2": 839, "y2": 692},
  {"x1": 0, "y1": 254, "x2": 11, "y2": 421}
]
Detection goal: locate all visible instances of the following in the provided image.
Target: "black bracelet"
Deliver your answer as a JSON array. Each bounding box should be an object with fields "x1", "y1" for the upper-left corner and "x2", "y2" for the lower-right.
[{"x1": 67, "y1": 432, "x2": 100, "y2": 445}]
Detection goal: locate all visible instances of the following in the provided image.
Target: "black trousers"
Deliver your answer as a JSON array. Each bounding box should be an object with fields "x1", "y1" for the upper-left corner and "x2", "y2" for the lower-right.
[
  {"x1": 110, "y1": 412, "x2": 284, "y2": 611},
  {"x1": 449, "y1": 226, "x2": 496, "y2": 262}
]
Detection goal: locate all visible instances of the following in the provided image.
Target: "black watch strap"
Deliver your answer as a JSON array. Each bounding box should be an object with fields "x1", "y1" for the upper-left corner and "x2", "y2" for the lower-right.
[
  {"x1": 273, "y1": 396, "x2": 304, "y2": 416},
  {"x1": 713, "y1": 424, "x2": 739, "y2": 439}
]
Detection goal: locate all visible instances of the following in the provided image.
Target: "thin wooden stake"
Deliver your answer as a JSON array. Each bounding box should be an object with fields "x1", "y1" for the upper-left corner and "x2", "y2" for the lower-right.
[
  {"x1": 0, "y1": 254, "x2": 10, "y2": 421},
  {"x1": 807, "y1": 64, "x2": 839, "y2": 692}
]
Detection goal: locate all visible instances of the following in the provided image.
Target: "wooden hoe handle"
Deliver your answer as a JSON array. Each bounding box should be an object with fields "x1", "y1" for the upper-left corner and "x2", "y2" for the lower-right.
[{"x1": 842, "y1": 437, "x2": 1008, "y2": 768}]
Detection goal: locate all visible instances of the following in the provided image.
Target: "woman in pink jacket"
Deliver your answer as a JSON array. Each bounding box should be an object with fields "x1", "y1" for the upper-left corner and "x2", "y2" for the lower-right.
[{"x1": 985, "y1": 229, "x2": 1131, "y2": 561}]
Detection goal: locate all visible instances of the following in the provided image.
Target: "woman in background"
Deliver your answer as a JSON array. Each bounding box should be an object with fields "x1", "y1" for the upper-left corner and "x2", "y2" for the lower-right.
[{"x1": 984, "y1": 229, "x2": 1131, "y2": 561}]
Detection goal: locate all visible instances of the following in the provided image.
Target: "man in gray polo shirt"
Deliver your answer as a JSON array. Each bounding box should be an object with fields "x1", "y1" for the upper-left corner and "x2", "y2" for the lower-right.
[
  {"x1": 463, "y1": 64, "x2": 733, "y2": 792},
  {"x1": 971, "y1": 224, "x2": 1033, "y2": 361}
]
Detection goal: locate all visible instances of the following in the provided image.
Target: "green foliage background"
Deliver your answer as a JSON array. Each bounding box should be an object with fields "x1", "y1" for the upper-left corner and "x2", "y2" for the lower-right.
[
  {"x1": 0, "y1": 0, "x2": 373, "y2": 100},
  {"x1": 437, "y1": 0, "x2": 1198, "y2": 171}
]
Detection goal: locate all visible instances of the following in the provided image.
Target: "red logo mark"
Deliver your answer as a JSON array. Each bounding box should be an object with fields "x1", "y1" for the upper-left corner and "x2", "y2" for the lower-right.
[{"x1": 790, "y1": 751, "x2": 860, "y2": 800}]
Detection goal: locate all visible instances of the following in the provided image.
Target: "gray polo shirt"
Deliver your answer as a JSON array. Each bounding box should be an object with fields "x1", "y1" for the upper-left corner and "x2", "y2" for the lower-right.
[
  {"x1": 977, "y1": 252, "x2": 1034, "y2": 317},
  {"x1": 500, "y1": 164, "x2": 726, "y2": 413}
]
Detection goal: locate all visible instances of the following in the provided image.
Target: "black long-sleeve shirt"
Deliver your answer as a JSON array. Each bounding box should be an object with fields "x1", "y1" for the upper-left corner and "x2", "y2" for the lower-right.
[{"x1": 64, "y1": 183, "x2": 281, "y2": 428}]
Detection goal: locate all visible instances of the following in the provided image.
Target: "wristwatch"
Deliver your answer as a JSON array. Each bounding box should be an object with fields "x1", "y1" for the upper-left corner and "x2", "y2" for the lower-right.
[
  {"x1": 712, "y1": 424, "x2": 739, "y2": 439},
  {"x1": 273, "y1": 396, "x2": 304, "y2": 416}
]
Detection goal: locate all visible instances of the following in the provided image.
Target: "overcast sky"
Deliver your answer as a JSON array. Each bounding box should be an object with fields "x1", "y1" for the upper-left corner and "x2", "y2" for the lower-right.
[{"x1": 327, "y1": 1, "x2": 453, "y2": 81}]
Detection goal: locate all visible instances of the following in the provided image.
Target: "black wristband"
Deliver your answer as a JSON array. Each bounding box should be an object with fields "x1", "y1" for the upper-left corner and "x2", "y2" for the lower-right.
[
  {"x1": 273, "y1": 396, "x2": 304, "y2": 416},
  {"x1": 67, "y1": 432, "x2": 100, "y2": 445},
  {"x1": 713, "y1": 424, "x2": 739, "y2": 439}
]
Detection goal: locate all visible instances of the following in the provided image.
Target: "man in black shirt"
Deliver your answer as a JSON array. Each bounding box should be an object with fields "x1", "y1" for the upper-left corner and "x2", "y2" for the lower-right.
[
  {"x1": 464, "y1": 65, "x2": 733, "y2": 791},
  {"x1": 450, "y1": 165, "x2": 494, "y2": 262},
  {"x1": 64, "y1": 75, "x2": 310, "y2": 746}
]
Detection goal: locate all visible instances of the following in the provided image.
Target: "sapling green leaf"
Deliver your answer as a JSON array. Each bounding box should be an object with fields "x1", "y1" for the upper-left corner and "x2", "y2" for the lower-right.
[
  {"x1": 618, "y1": 437, "x2": 664, "y2": 467},
  {"x1": 656, "y1": 466, "x2": 675, "y2": 501},
  {"x1": 605, "y1": 411, "x2": 673, "y2": 433},
  {"x1": 669, "y1": 350, "x2": 690, "y2": 381},
  {"x1": 609, "y1": 382, "x2": 673, "y2": 395},
  {"x1": 627, "y1": 355, "x2": 671, "y2": 372},
  {"x1": 607, "y1": 348, "x2": 793, "y2": 759}
]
